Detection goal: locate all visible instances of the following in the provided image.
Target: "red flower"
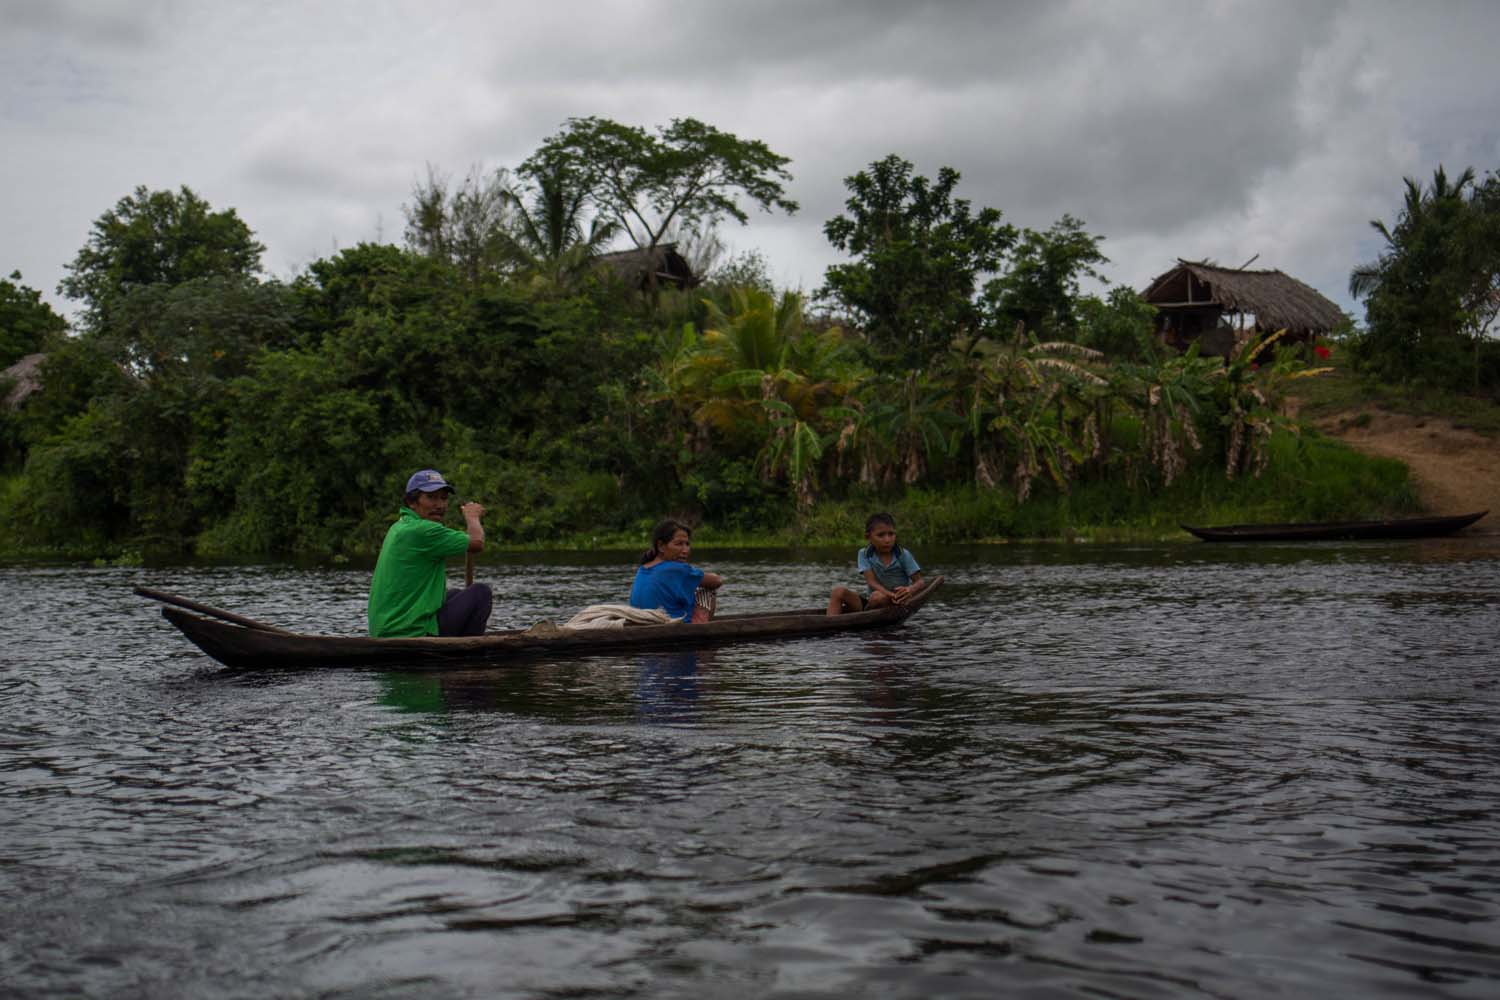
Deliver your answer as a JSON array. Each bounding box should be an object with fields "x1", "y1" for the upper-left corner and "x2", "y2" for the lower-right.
[{"x1": 1313, "y1": 344, "x2": 1331, "y2": 359}]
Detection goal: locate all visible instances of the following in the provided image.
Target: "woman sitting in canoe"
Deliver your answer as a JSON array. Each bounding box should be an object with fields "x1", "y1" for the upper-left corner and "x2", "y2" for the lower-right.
[{"x1": 629, "y1": 519, "x2": 724, "y2": 623}]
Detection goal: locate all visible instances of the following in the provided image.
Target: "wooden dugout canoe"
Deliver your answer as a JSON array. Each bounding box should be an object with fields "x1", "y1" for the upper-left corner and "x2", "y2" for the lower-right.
[
  {"x1": 136, "y1": 577, "x2": 944, "y2": 670},
  {"x1": 1180, "y1": 510, "x2": 1487, "y2": 542}
]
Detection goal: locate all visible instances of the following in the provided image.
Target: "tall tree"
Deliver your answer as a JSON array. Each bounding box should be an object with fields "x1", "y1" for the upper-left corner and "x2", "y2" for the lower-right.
[
  {"x1": 521, "y1": 117, "x2": 798, "y2": 259},
  {"x1": 820, "y1": 155, "x2": 1016, "y2": 368},
  {"x1": 982, "y1": 213, "x2": 1108, "y2": 339},
  {"x1": 59, "y1": 185, "x2": 264, "y2": 329},
  {"x1": 1348, "y1": 165, "x2": 1500, "y2": 390}
]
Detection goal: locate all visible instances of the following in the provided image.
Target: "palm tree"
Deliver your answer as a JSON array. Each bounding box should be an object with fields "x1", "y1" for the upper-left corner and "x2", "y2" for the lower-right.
[
  {"x1": 1349, "y1": 165, "x2": 1475, "y2": 301},
  {"x1": 500, "y1": 155, "x2": 617, "y2": 286},
  {"x1": 689, "y1": 288, "x2": 860, "y2": 503},
  {"x1": 1347, "y1": 165, "x2": 1490, "y2": 387}
]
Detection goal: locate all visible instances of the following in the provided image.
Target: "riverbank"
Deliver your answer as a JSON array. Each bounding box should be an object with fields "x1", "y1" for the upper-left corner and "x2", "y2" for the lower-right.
[
  {"x1": 1289, "y1": 371, "x2": 1499, "y2": 535},
  {"x1": 0, "y1": 425, "x2": 1420, "y2": 564},
  {"x1": 1313, "y1": 411, "x2": 1498, "y2": 532}
]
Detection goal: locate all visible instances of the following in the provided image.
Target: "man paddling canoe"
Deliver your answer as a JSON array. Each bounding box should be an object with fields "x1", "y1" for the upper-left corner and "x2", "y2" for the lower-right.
[{"x1": 367, "y1": 469, "x2": 491, "y2": 637}]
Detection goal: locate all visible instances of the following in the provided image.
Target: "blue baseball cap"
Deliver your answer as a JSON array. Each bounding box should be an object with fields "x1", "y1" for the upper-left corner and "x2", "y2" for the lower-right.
[{"x1": 405, "y1": 469, "x2": 453, "y2": 494}]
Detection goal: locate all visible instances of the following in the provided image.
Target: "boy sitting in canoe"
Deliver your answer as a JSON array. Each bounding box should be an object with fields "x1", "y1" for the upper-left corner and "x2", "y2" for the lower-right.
[{"x1": 827, "y1": 512, "x2": 924, "y2": 615}]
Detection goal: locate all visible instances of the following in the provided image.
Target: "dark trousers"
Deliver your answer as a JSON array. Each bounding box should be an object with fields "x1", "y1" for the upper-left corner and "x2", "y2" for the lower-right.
[{"x1": 437, "y1": 584, "x2": 493, "y2": 636}]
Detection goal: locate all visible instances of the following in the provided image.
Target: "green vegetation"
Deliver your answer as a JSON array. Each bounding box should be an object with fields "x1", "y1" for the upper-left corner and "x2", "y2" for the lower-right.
[
  {"x1": 1348, "y1": 166, "x2": 1500, "y2": 396},
  {"x1": 1, "y1": 271, "x2": 67, "y2": 369},
  {"x1": 1289, "y1": 368, "x2": 1500, "y2": 437},
  {"x1": 3, "y1": 122, "x2": 1479, "y2": 563}
]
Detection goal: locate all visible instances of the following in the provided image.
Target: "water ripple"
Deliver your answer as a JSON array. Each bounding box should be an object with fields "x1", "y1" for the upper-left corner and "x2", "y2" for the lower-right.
[{"x1": 3, "y1": 541, "x2": 1499, "y2": 997}]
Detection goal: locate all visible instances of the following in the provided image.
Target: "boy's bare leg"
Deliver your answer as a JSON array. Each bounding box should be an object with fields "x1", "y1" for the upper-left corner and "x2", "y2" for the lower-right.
[
  {"x1": 826, "y1": 586, "x2": 864, "y2": 616},
  {"x1": 865, "y1": 591, "x2": 895, "y2": 610}
]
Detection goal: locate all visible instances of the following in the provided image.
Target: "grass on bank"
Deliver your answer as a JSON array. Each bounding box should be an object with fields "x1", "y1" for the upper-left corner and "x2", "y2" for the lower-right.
[{"x1": 1289, "y1": 367, "x2": 1500, "y2": 436}]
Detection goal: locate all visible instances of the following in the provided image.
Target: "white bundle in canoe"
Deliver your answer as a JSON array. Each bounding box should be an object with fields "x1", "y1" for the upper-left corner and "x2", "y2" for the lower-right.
[{"x1": 563, "y1": 604, "x2": 675, "y2": 630}]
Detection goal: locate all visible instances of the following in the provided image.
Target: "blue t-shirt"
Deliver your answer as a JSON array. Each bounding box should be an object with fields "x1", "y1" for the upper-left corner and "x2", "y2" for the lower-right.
[
  {"x1": 856, "y1": 545, "x2": 921, "y2": 592},
  {"x1": 629, "y1": 561, "x2": 705, "y2": 622}
]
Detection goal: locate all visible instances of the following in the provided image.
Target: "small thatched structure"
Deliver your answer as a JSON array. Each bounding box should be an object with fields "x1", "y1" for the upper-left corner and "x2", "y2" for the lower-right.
[
  {"x1": 596, "y1": 243, "x2": 698, "y2": 291},
  {"x1": 1141, "y1": 259, "x2": 1344, "y2": 355},
  {"x1": 2, "y1": 352, "x2": 46, "y2": 410}
]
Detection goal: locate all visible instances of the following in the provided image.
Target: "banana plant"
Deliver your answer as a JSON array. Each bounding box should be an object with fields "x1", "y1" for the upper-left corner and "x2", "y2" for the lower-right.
[
  {"x1": 1216, "y1": 328, "x2": 1332, "y2": 479},
  {"x1": 974, "y1": 324, "x2": 1108, "y2": 497},
  {"x1": 669, "y1": 286, "x2": 863, "y2": 504},
  {"x1": 851, "y1": 370, "x2": 959, "y2": 485},
  {"x1": 824, "y1": 398, "x2": 897, "y2": 487},
  {"x1": 1108, "y1": 345, "x2": 1217, "y2": 486},
  {"x1": 760, "y1": 399, "x2": 831, "y2": 510},
  {"x1": 989, "y1": 382, "x2": 1093, "y2": 501}
]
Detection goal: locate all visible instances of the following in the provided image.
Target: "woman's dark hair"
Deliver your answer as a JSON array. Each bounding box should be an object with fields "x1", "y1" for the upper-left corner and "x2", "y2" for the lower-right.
[
  {"x1": 864, "y1": 512, "x2": 903, "y2": 560},
  {"x1": 642, "y1": 519, "x2": 692, "y2": 564}
]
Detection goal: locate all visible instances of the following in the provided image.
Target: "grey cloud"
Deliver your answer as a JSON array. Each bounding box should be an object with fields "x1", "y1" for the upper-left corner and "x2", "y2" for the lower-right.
[
  {"x1": 2, "y1": 0, "x2": 176, "y2": 47},
  {"x1": 2, "y1": 0, "x2": 1495, "y2": 322}
]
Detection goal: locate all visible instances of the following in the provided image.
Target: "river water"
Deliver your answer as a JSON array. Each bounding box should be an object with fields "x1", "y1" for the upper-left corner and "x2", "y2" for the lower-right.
[{"x1": 3, "y1": 539, "x2": 1498, "y2": 998}]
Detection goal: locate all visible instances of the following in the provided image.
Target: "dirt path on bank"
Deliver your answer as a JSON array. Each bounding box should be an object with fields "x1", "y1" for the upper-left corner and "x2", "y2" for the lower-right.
[{"x1": 1311, "y1": 410, "x2": 1500, "y2": 533}]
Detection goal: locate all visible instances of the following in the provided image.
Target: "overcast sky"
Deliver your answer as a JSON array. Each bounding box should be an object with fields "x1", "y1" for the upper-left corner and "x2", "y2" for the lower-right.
[{"x1": 5, "y1": 0, "x2": 1499, "y2": 324}]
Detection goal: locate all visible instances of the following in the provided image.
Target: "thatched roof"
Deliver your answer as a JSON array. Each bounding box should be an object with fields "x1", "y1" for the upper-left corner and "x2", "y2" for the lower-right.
[
  {"x1": 596, "y1": 243, "x2": 698, "y2": 290},
  {"x1": 2, "y1": 352, "x2": 46, "y2": 410},
  {"x1": 1141, "y1": 259, "x2": 1344, "y2": 334}
]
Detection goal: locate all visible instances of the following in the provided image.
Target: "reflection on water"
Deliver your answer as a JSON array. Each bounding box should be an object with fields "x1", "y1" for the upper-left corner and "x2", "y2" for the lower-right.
[
  {"x1": 634, "y1": 649, "x2": 708, "y2": 723},
  {"x1": 379, "y1": 649, "x2": 716, "y2": 723},
  {"x1": 2, "y1": 539, "x2": 1499, "y2": 997}
]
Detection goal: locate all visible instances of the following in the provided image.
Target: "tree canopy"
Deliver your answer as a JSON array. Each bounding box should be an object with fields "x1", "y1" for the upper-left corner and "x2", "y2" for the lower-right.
[
  {"x1": 501, "y1": 153, "x2": 619, "y2": 286},
  {"x1": 983, "y1": 214, "x2": 1109, "y2": 339},
  {"x1": 59, "y1": 185, "x2": 264, "y2": 329},
  {"x1": 820, "y1": 155, "x2": 1016, "y2": 367},
  {"x1": 522, "y1": 117, "x2": 798, "y2": 256},
  {"x1": 402, "y1": 164, "x2": 515, "y2": 286},
  {"x1": 1349, "y1": 165, "x2": 1500, "y2": 391}
]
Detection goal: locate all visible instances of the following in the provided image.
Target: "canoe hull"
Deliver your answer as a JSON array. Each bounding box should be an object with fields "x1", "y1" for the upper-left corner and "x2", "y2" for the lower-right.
[
  {"x1": 1181, "y1": 511, "x2": 1487, "y2": 542},
  {"x1": 155, "y1": 577, "x2": 944, "y2": 670}
]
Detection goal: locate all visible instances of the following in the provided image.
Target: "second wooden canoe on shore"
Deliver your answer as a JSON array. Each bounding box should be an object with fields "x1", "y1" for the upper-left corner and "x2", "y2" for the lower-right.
[{"x1": 1181, "y1": 511, "x2": 1487, "y2": 542}]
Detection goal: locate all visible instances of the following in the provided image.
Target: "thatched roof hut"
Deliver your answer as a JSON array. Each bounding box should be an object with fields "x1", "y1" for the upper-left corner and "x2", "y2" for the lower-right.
[
  {"x1": 596, "y1": 243, "x2": 698, "y2": 291},
  {"x1": 2, "y1": 352, "x2": 46, "y2": 410},
  {"x1": 1141, "y1": 259, "x2": 1344, "y2": 353}
]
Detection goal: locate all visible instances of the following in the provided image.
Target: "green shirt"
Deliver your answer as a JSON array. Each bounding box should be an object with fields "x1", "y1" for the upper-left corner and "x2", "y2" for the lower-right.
[{"x1": 367, "y1": 506, "x2": 471, "y2": 637}]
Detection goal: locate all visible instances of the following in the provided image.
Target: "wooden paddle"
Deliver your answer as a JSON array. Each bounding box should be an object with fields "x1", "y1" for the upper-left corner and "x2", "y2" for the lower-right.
[
  {"x1": 133, "y1": 587, "x2": 293, "y2": 634},
  {"x1": 463, "y1": 498, "x2": 482, "y2": 587}
]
